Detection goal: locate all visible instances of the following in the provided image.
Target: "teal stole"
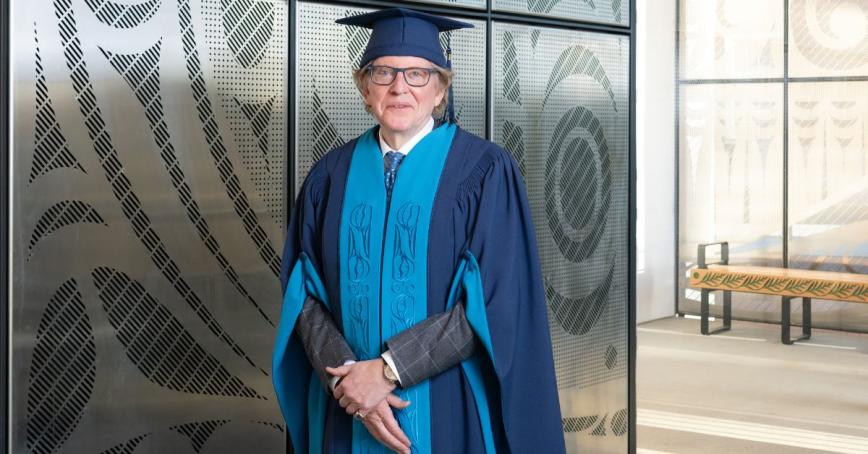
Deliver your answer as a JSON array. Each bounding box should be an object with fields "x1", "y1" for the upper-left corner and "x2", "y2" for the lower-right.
[
  {"x1": 273, "y1": 123, "x2": 498, "y2": 453},
  {"x1": 339, "y1": 124, "x2": 455, "y2": 453}
]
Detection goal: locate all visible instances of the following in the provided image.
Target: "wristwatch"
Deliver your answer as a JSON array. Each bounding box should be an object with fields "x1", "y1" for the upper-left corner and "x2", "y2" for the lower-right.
[{"x1": 383, "y1": 360, "x2": 399, "y2": 386}]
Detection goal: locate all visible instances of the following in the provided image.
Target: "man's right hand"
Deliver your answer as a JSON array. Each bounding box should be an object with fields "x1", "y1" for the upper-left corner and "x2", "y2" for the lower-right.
[{"x1": 361, "y1": 393, "x2": 412, "y2": 454}]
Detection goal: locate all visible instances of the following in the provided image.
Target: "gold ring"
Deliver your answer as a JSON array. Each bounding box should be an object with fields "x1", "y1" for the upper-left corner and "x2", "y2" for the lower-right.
[{"x1": 354, "y1": 410, "x2": 367, "y2": 421}]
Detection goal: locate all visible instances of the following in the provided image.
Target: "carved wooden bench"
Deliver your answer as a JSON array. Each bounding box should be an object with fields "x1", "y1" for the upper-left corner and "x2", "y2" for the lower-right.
[{"x1": 689, "y1": 242, "x2": 868, "y2": 344}]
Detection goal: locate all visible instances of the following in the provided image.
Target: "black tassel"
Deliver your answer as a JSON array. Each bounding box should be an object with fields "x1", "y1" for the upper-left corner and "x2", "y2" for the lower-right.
[{"x1": 445, "y1": 34, "x2": 456, "y2": 124}]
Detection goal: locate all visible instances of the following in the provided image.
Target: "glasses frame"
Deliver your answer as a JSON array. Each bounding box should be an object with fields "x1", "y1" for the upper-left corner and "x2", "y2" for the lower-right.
[{"x1": 366, "y1": 65, "x2": 437, "y2": 87}]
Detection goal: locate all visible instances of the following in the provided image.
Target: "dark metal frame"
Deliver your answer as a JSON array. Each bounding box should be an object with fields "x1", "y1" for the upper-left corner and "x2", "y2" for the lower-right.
[
  {"x1": 287, "y1": 0, "x2": 637, "y2": 451},
  {"x1": 783, "y1": 0, "x2": 789, "y2": 269},
  {"x1": 781, "y1": 296, "x2": 811, "y2": 344},
  {"x1": 696, "y1": 242, "x2": 732, "y2": 335},
  {"x1": 627, "y1": 0, "x2": 637, "y2": 451},
  {"x1": 673, "y1": 0, "x2": 681, "y2": 317},
  {"x1": 287, "y1": 0, "x2": 297, "y2": 225},
  {"x1": 1, "y1": 0, "x2": 9, "y2": 449},
  {"x1": 674, "y1": 0, "x2": 867, "y2": 319}
]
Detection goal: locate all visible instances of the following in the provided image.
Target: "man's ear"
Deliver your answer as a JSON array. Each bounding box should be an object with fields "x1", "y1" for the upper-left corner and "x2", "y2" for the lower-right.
[
  {"x1": 436, "y1": 85, "x2": 446, "y2": 107},
  {"x1": 361, "y1": 84, "x2": 370, "y2": 103}
]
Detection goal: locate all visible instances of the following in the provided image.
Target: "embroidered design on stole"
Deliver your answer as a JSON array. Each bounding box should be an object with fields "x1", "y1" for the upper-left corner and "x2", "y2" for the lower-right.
[
  {"x1": 391, "y1": 201, "x2": 421, "y2": 440},
  {"x1": 348, "y1": 203, "x2": 373, "y2": 359},
  {"x1": 340, "y1": 124, "x2": 457, "y2": 453}
]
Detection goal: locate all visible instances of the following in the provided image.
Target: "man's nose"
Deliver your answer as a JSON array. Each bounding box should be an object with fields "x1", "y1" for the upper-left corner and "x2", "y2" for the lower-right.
[{"x1": 389, "y1": 72, "x2": 409, "y2": 93}]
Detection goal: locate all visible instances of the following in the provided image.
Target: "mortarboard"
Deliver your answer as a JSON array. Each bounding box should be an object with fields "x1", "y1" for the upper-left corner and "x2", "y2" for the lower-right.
[{"x1": 336, "y1": 8, "x2": 474, "y2": 69}]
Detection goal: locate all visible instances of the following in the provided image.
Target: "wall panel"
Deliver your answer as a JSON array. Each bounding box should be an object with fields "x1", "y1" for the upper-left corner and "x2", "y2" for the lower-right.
[
  {"x1": 494, "y1": 0, "x2": 629, "y2": 27},
  {"x1": 10, "y1": 0, "x2": 287, "y2": 451},
  {"x1": 493, "y1": 22, "x2": 630, "y2": 452}
]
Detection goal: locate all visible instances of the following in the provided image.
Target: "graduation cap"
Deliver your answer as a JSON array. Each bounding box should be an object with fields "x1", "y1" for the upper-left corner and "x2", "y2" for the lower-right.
[{"x1": 337, "y1": 8, "x2": 474, "y2": 123}]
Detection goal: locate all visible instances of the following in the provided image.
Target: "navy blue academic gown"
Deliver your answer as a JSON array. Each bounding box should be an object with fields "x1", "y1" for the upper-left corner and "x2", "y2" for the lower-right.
[{"x1": 277, "y1": 125, "x2": 565, "y2": 453}]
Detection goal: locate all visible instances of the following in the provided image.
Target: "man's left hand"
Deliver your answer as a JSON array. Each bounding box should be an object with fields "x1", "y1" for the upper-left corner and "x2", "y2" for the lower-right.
[{"x1": 328, "y1": 358, "x2": 401, "y2": 415}]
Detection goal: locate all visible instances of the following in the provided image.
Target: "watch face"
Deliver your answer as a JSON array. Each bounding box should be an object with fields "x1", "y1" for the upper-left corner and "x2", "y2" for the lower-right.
[{"x1": 384, "y1": 364, "x2": 397, "y2": 382}]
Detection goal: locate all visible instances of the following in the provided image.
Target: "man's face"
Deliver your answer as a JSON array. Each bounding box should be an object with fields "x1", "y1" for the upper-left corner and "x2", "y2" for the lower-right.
[{"x1": 362, "y1": 56, "x2": 445, "y2": 135}]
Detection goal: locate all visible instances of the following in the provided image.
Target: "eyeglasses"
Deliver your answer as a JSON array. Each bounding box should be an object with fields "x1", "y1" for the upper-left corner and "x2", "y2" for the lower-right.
[{"x1": 367, "y1": 65, "x2": 436, "y2": 87}]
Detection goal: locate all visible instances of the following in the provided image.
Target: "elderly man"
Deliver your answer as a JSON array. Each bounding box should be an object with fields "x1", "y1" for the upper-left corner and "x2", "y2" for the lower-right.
[{"x1": 273, "y1": 8, "x2": 564, "y2": 454}]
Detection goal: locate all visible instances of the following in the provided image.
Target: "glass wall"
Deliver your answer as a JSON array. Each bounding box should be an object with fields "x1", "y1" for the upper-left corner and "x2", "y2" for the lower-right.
[{"x1": 678, "y1": 0, "x2": 868, "y2": 329}]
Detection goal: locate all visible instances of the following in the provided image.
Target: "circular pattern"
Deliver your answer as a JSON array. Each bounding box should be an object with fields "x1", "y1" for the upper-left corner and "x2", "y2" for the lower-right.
[
  {"x1": 561, "y1": 137, "x2": 598, "y2": 232},
  {"x1": 545, "y1": 106, "x2": 612, "y2": 264},
  {"x1": 546, "y1": 263, "x2": 615, "y2": 336},
  {"x1": 791, "y1": 0, "x2": 868, "y2": 71}
]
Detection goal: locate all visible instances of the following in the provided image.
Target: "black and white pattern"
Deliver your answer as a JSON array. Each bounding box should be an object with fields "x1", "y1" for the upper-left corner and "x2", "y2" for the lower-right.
[
  {"x1": 30, "y1": 25, "x2": 84, "y2": 185},
  {"x1": 92, "y1": 267, "x2": 264, "y2": 399},
  {"x1": 85, "y1": 0, "x2": 160, "y2": 28},
  {"x1": 54, "y1": 0, "x2": 263, "y2": 373},
  {"x1": 12, "y1": 1, "x2": 286, "y2": 452},
  {"x1": 102, "y1": 41, "x2": 273, "y2": 326},
  {"x1": 495, "y1": 0, "x2": 628, "y2": 26},
  {"x1": 28, "y1": 201, "x2": 107, "y2": 258},
  {"x1": 26, "y1": 280, "x2": 96, "y2": 454},
  {"x1": 180, "y1": 0, "x2": 282, "y2": 276},
  {"x1": 221, "y1": 0, "x2": 273, "y2": 68},
  {"x1": 494, "y1": 23, "x2": 629, "y2": 451},
  {"x1": 170, "y1": 420, "x2": 230, "y2": 453},
  {"x1": 98, "y1": 435, "x2": 149, "y2": 454}
]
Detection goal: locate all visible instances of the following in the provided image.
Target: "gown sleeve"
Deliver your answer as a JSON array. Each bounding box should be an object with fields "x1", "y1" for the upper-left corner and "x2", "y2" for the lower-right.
[
  {"x1": 462, "y1": 145, "x2": 566, "y2": 453},
  {"x1": 279, "y1": 161, "x2": 327, "y2": 293},
  {"x1": 280, "y1": 161, "x2": 357, "y2": 388},
  {"x1": 296, "y1": 295, "x2": 356, "y2": 391},
  {"x1": 273, "y1": 160, "x2": 343, "y2": 453},
  {"x1": 384, "y1": 300, "x2": 477, "y2": 388}
]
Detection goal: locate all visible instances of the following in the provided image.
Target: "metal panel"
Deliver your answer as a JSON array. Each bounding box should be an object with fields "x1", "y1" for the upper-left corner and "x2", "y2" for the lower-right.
[
  {"x1": 493, "y1": 22, "x2": 629, "y2": 453},
  {"x1": 295, "y1": 1, "x2": 487, "y2": 192},
  {"x1": 10, "y1": 0, "x2": 286, "y2": 452},
  {"x1": 493, "y1": 0, "x2": 629, "y2": 27},
  {"x1": 405, "y1": 0, "x2": 486, "y2": 9}
]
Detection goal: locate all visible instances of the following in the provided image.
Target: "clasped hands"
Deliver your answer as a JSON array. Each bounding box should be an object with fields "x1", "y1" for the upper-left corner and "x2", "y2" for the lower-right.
[{"x1": 327, "y1": 359, "x2": 412, "y2": 454}]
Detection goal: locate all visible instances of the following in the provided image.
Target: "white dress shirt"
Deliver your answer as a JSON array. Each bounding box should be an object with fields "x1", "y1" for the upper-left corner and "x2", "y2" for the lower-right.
[{"x1": 378, "y1": 117, "x2": 435, "y2": 158}]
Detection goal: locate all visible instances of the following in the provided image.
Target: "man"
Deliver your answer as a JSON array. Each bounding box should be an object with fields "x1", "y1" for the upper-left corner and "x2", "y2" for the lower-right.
[{"x1": 273, "y1": 8, "x2": 565, "y2": 453}]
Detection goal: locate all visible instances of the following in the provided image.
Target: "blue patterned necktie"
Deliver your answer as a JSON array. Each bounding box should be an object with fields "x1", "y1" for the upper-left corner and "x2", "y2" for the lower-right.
[{"x1": 384, "y1": 151, "x2": 405, "y2": 199}]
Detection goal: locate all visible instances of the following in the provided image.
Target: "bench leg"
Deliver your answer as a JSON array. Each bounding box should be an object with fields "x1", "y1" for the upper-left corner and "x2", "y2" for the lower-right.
[
  {"x1": 701, "y1": 289, "x2": 709, "y2": 334},
  {"x1": 782, "y1": 296, "x2": 812, "y2": 344},
  {"x1": 701, "y1": 289, "x2": 732, "y2": 335},
  {"x1": 803, "y1": 297, "x2": 811, "y2": 338}
]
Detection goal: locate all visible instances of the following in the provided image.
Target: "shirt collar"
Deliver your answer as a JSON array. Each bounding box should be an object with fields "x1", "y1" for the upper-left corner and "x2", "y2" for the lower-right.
[{"x1": 379, "y1": 117, "x2": 435, "y2": 157}]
